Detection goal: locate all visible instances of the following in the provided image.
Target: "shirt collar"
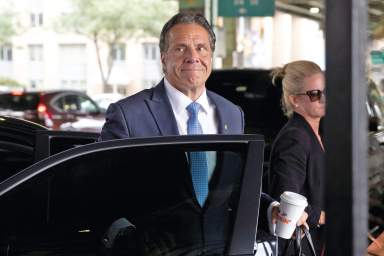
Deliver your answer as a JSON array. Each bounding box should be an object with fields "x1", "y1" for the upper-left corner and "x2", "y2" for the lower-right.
[{"x1": 164, "y1": 78, "x2": 210, "y2": 114}]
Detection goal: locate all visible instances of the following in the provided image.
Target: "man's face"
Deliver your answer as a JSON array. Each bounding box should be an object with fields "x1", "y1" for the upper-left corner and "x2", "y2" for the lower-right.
[{"x1": 161, "y1": 23, "x2": 213, "y2": 99}]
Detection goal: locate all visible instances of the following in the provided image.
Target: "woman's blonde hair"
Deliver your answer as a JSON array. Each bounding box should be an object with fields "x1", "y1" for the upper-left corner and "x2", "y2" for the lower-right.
[{"x1": 271, "y1": 60, "x2": 322, "y2": 117}]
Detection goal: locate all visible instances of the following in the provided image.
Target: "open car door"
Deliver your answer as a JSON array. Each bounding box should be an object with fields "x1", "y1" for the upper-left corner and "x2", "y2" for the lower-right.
[{"x1": 0, "y1": 135, "x2": 264, "y2": 256}]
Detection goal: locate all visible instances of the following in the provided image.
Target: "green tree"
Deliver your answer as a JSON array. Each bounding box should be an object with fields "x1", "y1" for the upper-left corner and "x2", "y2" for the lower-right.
[
  {"x1": 56, "y1": 0, "x2": 177, "y2": 91},
  {"x1": 0, "y1": 2, "x2": 17, "y2": 44},
  {"x1": 0, "y1": 77, "x2": 24, "y2": 88}
]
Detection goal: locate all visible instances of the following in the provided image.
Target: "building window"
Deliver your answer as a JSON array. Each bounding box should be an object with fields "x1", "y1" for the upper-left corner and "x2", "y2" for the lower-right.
[
  {"x1": 30, "y1": 80, "x2": 43, "y2": 89},
  {"x1": 112, "y1": 44, "x2": 126, "y2": 61},
  {"x1": 29, "y1": 45, "x2": 43, "y2": 61},
  {"x1": 60, "y1": 80, "x2": 86, "y2": 89},
  {"x1": 59, "y1": 44, "x2": 87, "y2": 90},
  {"x1": 0, "y1": 45, "x2": 12, "y2": 61},
  {"x1": 143, "y1": 43, "x2": 159, "y2": 61},
  {"x1": 30, "y1": 12, "x2": 43, "y2": 27}
]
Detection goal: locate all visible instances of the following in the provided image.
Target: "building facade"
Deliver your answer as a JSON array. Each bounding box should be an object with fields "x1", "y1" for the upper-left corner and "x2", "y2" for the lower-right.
[
  {"x1": 0, "y1": 0, "x2": 328, "y2": 96},
  {"x1": 0, "y1": 0, "x2": 163, "y2": 96}
]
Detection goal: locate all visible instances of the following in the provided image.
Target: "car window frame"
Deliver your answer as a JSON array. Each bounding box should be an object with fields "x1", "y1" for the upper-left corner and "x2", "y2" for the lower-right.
[
  {"x1": 34, "y1": 129, "x2": 99, "y2": 161},
  {"x1": 77, "y1": 94, "x2": 100, "y2": 114},
  {"x1": 51, "y1": 92, "x2": 100, "y2": 114}
]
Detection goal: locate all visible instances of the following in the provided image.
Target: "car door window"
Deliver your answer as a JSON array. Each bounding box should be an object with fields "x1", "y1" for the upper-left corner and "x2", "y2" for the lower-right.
[
  {"x1": 0, "y1": 136, "x2": 264, "y2": 256},
  {"x1": 0, "y1": 118, "x2": 38, "y2": 181},
  {"x1": 0, "y1": 145, "x2": 34, "y2": 181},
  {"x1": 55, "y1": 94, "x2": 80, "y2": 112},
  {"x1": 78, "y1": 95, "x2": 99, "y2": 114}
]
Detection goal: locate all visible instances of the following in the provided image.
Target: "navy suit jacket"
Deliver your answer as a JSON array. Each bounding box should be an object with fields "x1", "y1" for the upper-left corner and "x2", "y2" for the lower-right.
[
  {"x1": 100, "y1": 80, "x2": 274, "y2": 253},
  {"x1": 100, "y1": 80, "x2": 244, "y2": 139}
]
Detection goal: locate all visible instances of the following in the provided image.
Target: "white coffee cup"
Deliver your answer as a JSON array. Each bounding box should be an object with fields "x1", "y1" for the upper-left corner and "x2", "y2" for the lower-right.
[{"x1": 275, "y1": 191, "x2": 308, "y2": 239}]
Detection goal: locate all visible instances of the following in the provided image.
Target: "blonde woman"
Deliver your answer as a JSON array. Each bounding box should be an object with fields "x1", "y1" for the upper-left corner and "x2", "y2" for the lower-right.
[{"x1": 270, "y1": 60, "x2": 326, "y2": 255}]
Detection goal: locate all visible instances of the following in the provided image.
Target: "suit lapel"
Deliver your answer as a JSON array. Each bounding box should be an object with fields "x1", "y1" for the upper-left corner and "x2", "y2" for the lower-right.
[
  {"x1": 207, "y1": 90, "x2": 230, "y2": 134},
  {"x1": 145, "y1": 80, "x2": 179, "y2": 136}
]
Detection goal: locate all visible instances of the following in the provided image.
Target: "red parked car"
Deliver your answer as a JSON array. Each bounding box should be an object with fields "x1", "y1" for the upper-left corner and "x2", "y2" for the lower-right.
[{"x1": 0, "y1": 90, "x2": 105, "y2": 132}]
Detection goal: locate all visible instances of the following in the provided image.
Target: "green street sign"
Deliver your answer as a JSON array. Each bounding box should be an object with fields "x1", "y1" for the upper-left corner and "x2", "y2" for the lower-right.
[
  {"x1": 371, "y1": 51, "x2": 384, "y2": 65},
  {"x1": 219, "y1": 0, "x2": 275, "y2": 17},
  {"x1": 180, "y1": 0, "x2": 204, "y2": 9}
]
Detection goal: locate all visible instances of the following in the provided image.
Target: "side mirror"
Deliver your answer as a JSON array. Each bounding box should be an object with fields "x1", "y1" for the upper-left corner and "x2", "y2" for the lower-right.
[{"x1": 102, "y1": 218, "x2": 136, "y2": 251}]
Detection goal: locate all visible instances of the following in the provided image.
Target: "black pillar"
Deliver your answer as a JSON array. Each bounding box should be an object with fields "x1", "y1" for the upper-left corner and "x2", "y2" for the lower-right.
[{"x1": 325, "y1": 0, "x2": 368, "y2": 254}]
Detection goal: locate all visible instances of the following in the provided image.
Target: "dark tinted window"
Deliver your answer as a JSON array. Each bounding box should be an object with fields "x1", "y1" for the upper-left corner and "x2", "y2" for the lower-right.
[
  {"x1": 0, "y1": 116, "x2": 44, "y2": 181},
  {"x1": 0, "y1": 93, "x2": 39, "y2": 111},
  {"x1": 0, "y1": 147, "x2": 34, "y2": 181},
  {"x1": 0, "y1": 140, "x2": 259, "y2": 255},
  {"x1": 0, "y1": 119, "x2": 98, "y2": 182}
]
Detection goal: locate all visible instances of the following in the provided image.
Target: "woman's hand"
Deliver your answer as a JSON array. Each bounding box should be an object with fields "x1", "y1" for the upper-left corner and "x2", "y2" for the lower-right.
[
  {"x1": 318, "y1": 211, "x2": 326, "y2": 225},
  {"x1": 297, "y1": 211, "x2": 309, "y2": 227},
  {"x1": 271, "y1": 206, "x2": 308, "y2": 227},
  {"x1": 271, "y1": 205, "x2": 279, "y2": 224}
]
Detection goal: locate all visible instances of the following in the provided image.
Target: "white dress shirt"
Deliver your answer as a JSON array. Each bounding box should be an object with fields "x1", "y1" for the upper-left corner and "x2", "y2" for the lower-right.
[{"x1": 163, "y1": 78, "x2": 218, "y2": 135}]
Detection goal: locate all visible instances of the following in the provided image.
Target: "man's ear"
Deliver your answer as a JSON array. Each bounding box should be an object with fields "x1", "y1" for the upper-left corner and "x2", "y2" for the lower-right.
[{"x1": 160, "y1": 53, "x2": 167, "y2": 74}]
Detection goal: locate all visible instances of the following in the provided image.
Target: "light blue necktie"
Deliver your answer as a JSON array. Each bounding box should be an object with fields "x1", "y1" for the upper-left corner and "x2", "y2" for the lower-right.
[{"x1": 186, "y1": 102, "x2": 209, "y2": 206}]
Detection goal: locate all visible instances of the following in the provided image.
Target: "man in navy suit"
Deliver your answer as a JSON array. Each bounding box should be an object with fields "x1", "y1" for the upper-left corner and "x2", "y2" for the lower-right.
[
  {"x1": 100, "y1": 12, "x2": 279, "y2": 255},
  {"x1": 100, "y1": 15, "x2": 243, "y2": 140}
]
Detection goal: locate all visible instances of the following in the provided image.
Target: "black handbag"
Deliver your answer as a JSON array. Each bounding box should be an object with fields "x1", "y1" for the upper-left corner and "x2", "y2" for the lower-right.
[
  {"x1": 254, "y1": 230, "x2": 278, "y2": 256},
  {"x1": 254, "y1": 238, "x2": 278, "y2": 256},
  {"x1": 283, "y1": 226, "x2": 317, "y2": 256}
]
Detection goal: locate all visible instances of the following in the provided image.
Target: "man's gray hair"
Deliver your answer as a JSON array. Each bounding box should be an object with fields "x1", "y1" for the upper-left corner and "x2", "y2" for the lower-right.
[{"x1": 159, "y1": 12, "x2": 216, "y2": 53}]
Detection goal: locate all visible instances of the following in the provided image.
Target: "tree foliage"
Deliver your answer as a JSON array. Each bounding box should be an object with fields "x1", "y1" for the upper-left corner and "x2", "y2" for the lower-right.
[
  {"x1": 0, "y1": 77, "x2": 24, "y2": 88},
  {"x1": 0, "y1": 3, "x2": 17, "y2": 45},
  {"x1": 56, "y1": 0, "x2": 178, "y2": 89}
]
